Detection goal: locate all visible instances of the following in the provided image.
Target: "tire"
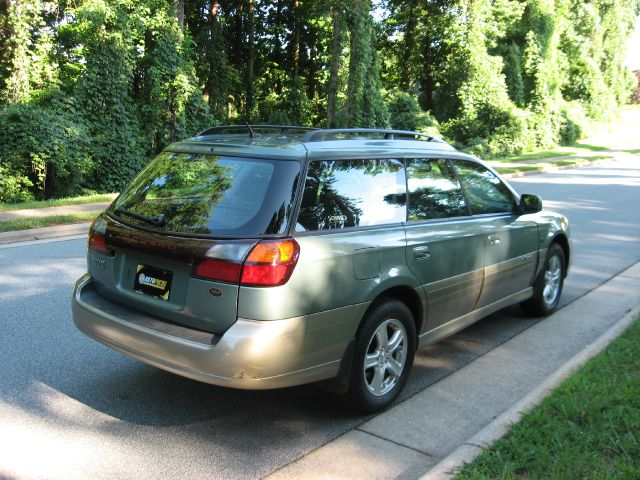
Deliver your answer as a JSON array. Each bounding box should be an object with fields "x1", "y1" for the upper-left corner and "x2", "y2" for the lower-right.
[
  {"x1": 345, "y1": 299, "x2": 416, "y2": 413},
  {"x1": 521, "y1": 243, "x2": 566, "y2": 316}
]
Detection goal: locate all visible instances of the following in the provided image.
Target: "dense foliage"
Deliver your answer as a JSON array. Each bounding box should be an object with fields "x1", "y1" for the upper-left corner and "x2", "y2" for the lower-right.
[{"x1": 0, "y1": 0, "x2": 638, "y2": 200}]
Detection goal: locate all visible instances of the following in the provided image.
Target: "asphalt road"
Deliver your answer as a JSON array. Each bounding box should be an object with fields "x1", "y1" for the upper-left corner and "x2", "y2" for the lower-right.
[{"x1": 1, "y1": 157, "x2": 639, "y2": 480}]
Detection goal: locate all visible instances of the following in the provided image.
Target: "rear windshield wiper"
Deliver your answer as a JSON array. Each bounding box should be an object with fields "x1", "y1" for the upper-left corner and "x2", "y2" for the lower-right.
[{"x1": 114, "y1": 207, "x2": 166, "y2": 227}]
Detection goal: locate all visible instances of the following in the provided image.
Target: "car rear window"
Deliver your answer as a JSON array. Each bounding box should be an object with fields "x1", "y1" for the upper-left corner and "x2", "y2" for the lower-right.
[
  {"x1": 111, "y1": 153, "x2": 301, "y2": 237},
  {"x1": 296, "y1": 159, "x2": 406, "y2": 231}
]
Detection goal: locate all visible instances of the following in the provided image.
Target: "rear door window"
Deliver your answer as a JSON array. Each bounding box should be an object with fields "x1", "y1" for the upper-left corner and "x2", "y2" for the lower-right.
[
  {"x1": 296, "y1": 159, "x2": 406, "y2": 231},
  {"x1": 406, "y1": 158, "x2": 468, "y2": 221},
  {"x1": 112, "y1": 153, "x2": 301, "y2": 236}
]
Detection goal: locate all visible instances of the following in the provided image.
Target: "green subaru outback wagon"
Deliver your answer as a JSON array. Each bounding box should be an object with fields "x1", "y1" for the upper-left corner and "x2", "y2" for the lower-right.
[{"x1": 72, "y1": 126, "x2": 570, "y2": 412}]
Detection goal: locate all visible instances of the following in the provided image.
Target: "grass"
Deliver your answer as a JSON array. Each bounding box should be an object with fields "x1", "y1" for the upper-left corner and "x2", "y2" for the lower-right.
[
  {"x1": 0, "y1": 193, "x2": 117, "y2": 212},
  {"x1": 493, "y1": 143, "x2": 613, "y2": 164},
  {"x1": 552, "y1": 155, "x2": 612, "y2": 166},
  {"x1": 569, "y1": 142, "x2": 610, "y2": 152},
  {"x1": 494, "y1": 150, "x2": 571, "y2": 163},
  {"x1": 625, "y1": 148, "x2": 640, "y2": 154},
  {"x1": 550, "y1": 160, "x2": 577, "y2": 167},
  {"x1": 495, "y1": 155, "x2": 612, "y2": 175},
  {"x1": 455, "y1": 316, "x2": 640, "y2": 480},
  {"x1": 0, "y1": 212, "x2": 98, "y2": 232},
  {"x1": 495, "y1": 165, "x2": 543, "y2": 175}
]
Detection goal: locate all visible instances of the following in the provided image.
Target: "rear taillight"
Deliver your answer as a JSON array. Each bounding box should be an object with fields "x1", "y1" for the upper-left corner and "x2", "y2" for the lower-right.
[
  {"x1": 194, "y1": 239, "x2": 300, "y2": 287},
  {"x1": 195, "y1": 259, "x2": 242, "y2": 283},
  {"x1": 241, "y1": 239, "x2": 300, "y2": 286},
  {"x1": 88, "y1": 230, "x2": 108, "y2": 254},
  {"x1": 88, "y1": 215, "x2": 110, "y2": 254}
]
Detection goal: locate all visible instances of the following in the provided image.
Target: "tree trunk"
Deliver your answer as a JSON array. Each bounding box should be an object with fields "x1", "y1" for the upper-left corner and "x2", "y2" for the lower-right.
[
  {"x1": 1, "y1": 0, "x2": 12, "y2": 14},
  {"x1": 345, "y1": 0, "x2": 369, "y2": 127},
  {"x1": 292, "y1": 0, "x2": 301, "y2": 79},
  {"x1": 207, "y1": 2, "x2": 222, "y2": 115},
  {"x1": 421, "y1": 35, "x2": 434, "y2": 111},
  {"x1": 246, "y1": 0, "x2": 255, "y2": 120},
  {"x1": 272, "y1": 0, "x2": 283, "y2": 93},
  {"x1": 400, "y1": 0, "x2": 417, "y2": 90},
  {"x1": 326, "y1": 5, "x2": 341, "y2": 128},
  {"x1": 308, "y1": 26, "x2": 317, "y2": 100},
  {"x1": 173, "y1": 0, "x2": 184, "y2": 29},
  {"x1": 232, "y1": 0, "x2": 243, "y2": 67}
]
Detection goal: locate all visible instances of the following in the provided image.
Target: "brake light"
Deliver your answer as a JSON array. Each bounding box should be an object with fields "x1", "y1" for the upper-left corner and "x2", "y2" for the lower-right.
[
  {"x1": 241, "y1": 239, "x2": 300, "y2": 286},
  {"x1": 195, "y1": 259, "x2": 242, "y2": 283},
  {"x1": 88, "y1": 231, "x2": 108, "y2": 254},
  {"x1": 193, "y1": 239, "x2": 300, "y2": 287}
]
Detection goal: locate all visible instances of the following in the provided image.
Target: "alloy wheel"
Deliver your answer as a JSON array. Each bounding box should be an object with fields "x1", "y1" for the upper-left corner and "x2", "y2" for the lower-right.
[
  {"x1": 363, "y1": 318, "x2": 408, "y2": 397},
  {"x1": 543, "y1": 254, "x2": 562, "y2": 307}
]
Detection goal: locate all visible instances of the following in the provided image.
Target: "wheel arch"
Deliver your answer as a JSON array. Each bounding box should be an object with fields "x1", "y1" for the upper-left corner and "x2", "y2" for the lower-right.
[
  {"x1": 364, "y1": 285, "x2": 425, "y2": 338},
  {"x1": 551, "y1": 233, "x2": 570, "y2": 276},
  {"x1": 319, "y1": 284, "x2": 424, "y2": 395}
]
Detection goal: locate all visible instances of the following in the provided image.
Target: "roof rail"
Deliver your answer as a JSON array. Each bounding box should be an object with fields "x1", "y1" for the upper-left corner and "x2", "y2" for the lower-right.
[
  {"x1": 300, "y1": 128, "x2": 441, "y2": 143},
  {"x1": 197, "y1": 125, "x2": 319, "y2": 137}
]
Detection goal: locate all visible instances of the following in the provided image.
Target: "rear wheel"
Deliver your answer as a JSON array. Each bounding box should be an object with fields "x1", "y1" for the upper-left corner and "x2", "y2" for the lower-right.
[
  {"x1": 345, "y1": 299, "x2": 416, "y2": 413},
  {"x1": 521, "y1": 243, "x2": 565, "y2": 316}
]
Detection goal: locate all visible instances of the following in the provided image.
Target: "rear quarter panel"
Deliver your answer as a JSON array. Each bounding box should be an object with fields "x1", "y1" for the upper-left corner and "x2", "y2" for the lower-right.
[{"x1": 237, "y1": 225, "x2": 420, "y2": 321}]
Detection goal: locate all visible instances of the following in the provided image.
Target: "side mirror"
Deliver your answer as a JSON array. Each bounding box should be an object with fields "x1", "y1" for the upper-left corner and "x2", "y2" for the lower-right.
[{"x1": 520, "y1": 194, "x2": 542, "y2": 213}]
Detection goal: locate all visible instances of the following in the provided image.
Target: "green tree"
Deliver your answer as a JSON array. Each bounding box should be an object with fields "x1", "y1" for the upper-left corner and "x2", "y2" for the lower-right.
[
  {"x1": 0, "y1": 0, "x2": 57, "y2": 103},
  {"x1": 138, "y1": 1, "x2": 211, "y2": 154},
  {"x1": 439, "y1": 0, "x2": 531, "y2": 155},
  {"x1": 65, "y1": 0, "x2": 144, "y2": 192},
  {"x1": 340, "y1": 0, "x2": 388, "y2": 128}
]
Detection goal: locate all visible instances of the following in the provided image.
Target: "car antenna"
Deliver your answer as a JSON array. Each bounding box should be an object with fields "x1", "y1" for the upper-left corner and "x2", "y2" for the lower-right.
[{"x1": 245, "y1": 122, "x2": 256, "y2": 139}]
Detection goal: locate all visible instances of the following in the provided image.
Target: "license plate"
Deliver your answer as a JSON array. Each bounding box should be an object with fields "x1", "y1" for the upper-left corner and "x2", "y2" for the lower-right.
[{"x1": 134, "y1": 264, "x2": 173, "y2": 301}]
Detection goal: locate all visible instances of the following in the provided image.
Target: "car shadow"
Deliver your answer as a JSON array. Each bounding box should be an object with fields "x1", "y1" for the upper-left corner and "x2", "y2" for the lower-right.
[{"x1": 27, "y1": 307, "x2": 537, "y2": 431}]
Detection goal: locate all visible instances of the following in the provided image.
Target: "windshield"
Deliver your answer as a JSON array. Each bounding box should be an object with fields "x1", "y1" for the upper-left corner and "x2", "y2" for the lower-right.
[{"x1": 111, "y1": 153, "x2": 301, "y2": 237}]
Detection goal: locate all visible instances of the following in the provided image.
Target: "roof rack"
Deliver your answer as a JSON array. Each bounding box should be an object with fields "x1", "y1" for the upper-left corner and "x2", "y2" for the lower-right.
[
  {"x1": 197, "y1": 125, "x2": 319, "y2": 138},
  {"x1": 300, "y1": 128, "x2": 440, "y2": 143}
]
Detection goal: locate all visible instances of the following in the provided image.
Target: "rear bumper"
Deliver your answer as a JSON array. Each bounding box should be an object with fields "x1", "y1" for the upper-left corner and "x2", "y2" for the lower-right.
[{"x1": 72, "y1": 274, "x2": 365, "y2": 389}]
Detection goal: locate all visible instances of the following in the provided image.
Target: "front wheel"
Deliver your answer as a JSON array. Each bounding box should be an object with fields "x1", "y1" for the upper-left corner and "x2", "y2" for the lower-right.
[
  {"x1": 521, "y1": 243, "x2": 566, "y2": 316},
  {"x1": 345, "y1": 299, "x2": 416, "y2": 413}
]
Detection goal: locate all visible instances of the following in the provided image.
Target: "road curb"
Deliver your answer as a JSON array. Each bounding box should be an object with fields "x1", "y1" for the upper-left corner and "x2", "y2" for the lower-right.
[{"x1": 420, "y1": 301, "x2": 640, "y2": 480}]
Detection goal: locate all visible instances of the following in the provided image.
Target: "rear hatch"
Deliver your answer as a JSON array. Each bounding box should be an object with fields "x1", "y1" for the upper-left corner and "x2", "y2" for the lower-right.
[{"x1": 89, "y1": 152, "x2": 302, "y2": 334}]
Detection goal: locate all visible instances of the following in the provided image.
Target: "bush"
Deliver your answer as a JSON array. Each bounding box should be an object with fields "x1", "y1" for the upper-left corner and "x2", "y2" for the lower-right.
[
  {"x1": 486, "y1": 108, "x2": 536, "y2": 155},
  {"x1": 0, "y1": 164, "x2": 34, "y2": 203},
  {"x1": 558, "y1": 102, "x2": 588, "y2": 145},
  {"x1": 387, "y1": 90, "x2": 420, "y2": 130},
  {"x1": 631, "y1": 71, "x2": 640, "y2": 104},
  {"x1": 442, "y1": 103, "x2": 535, "y2": 157},
  {"x1": 0, "y1": 102, "x2": 93, "y2": 199},
  {"x1": 386, "y1": 90, "x2": 441, "y2": 136},
  {"x1": 256, "y1": 77, "x2": 312, "y2": 126}
]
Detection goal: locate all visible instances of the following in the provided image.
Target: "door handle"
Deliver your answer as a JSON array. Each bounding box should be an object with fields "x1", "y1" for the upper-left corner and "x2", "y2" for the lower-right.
[
  {"x1": 413, "y1": 245, "x2": 431, "y2": 259},
  {"x1": 488, "y1": 235, "x2": 501, "y2": 246}
]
